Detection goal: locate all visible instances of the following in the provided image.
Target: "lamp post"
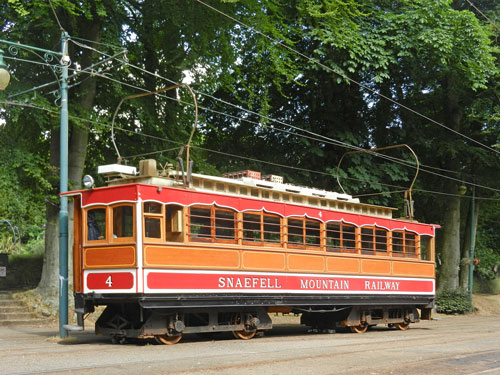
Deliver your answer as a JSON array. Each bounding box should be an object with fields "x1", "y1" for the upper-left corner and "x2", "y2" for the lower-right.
[{"x1": 0, "y1": 32, "x2": 70, "y2": 338}]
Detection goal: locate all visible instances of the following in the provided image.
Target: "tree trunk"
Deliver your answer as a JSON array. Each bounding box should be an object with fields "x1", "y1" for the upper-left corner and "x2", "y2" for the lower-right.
[
  {"x1": 459, "y1": 199, "x2": 480, "y2": 290},
  {"x1": 437, "y1": 75, "x2": 464, "y2": 292},
  {"x1": 438, "y1": 192, "x2": 461, "y2": 291}
]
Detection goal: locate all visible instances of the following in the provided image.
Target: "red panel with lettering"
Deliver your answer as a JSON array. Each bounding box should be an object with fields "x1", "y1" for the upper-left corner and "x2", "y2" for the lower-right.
[
  {"x1": 87, "y1": 272, "x2": 134, "y2": 290},
  {"x1": 146, "y1": 271, "x2": 434, "y2": 294}
]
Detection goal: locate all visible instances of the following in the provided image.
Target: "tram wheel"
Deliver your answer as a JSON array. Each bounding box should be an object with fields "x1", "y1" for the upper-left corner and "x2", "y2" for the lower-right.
[
  {"x1": 155, "y1": 334, "x2": 182, "y2": 345},
  {"x1": 350, "y1": 324, "x2": 368, "y2": 334},
  {"x1": 232, "y1": 314, "x2": 257, "y2": 340},
  {"x1": 396, "y1": 322, "x2": 410, "y2": 331}
]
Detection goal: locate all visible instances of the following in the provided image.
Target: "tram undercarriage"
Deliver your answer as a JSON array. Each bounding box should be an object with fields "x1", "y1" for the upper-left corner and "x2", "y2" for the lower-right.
[{"x1": 78, "y1": 293, "x2": 433, "y2": 344}]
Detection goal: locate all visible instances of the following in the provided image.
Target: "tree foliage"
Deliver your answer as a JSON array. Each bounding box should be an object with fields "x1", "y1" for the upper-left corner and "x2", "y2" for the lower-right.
[{"x1": 0, "y1": 0, "x2": 499, "y2": 300}]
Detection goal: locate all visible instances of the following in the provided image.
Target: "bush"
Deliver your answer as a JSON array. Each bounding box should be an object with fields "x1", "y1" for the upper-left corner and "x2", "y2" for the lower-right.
[{"x1": 436, "y1": 289, "x2": 473, "y2": 314}]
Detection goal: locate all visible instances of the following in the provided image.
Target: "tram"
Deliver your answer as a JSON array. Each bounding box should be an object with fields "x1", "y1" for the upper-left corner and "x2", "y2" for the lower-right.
[{"x1": 63, "y1": 159, "x2": 437, "y2": 344}]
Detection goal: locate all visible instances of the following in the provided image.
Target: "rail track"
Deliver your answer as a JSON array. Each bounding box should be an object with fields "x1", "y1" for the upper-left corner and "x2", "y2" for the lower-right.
[{"x1": 2, "y1": 315, "x2": 499, "y2": 375}]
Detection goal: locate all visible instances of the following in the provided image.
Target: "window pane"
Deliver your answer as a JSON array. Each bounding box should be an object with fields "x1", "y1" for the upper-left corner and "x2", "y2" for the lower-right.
[
  {"x1": 406, "y1": 233, "x2": 416, "y2": 256},
  {"x1": 343, "y1": 225, "x2": 356, "y2": 251},
  {"x1": 392, "y1": 232, "x2": 403, "y2": 253},
  {"x1": 361, "y1": 228, "x2": 374, "y2": 253},
  {"x1": 288, "y1": 218, "x2": 303, "y2": 246},
  {"x1": 421, "y1": 235, "x2": 431, "y2": 260},
  {"x1": 215, "y1": 209, "x2": 235, "y2": 240},
  {"x1": 375, "y1": 229, "x2": 387, "y2": 252},
  {"x1": 263, "y1": 215, "x2": 281, "y2": 244},
  {"x1": 145, "y1": 217, "x2": 161, "y2": 238},
  {"x1": 113, "y1": 206, "x2": 133, "y2": 238},
  {"x1": 144, "y1": 202, "x2": 162, "y2": 214},
  {"x1": 88, "y1": 208, "x2": 106, "y2": 241},
  {"x1": 190, "y1": 207, "x2": 211, "y2": 239},
  {"x1": 243, "y1": 213, "x2": 261, "y2": 242},
  {"x1": 326, "y1": 223, "x2": 341, "y2": 251},
  {"x1": 305, "y1": 220, "x2": 321, "y2": 247}
]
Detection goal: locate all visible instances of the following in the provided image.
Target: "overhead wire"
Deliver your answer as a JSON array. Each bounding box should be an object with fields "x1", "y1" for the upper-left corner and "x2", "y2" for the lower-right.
[
  {"x1": 85, "y1": 68, "x2": 500, "y2": 194},
  {"x1": 6, "y1": 39, "x2": 496, "y2": 194},
  {"x1": 464, "y1": 0, "x2": 500, "y2": 31},
  {"x1": 5, "y1": 27, "x2": 498, "y2": 196},
  {"x1": 194, "y1": 0, "x2": 500, "y2": 156},
  {"x1": 69, "y1": 31, "x2": 473, "y2": 180},
  {"x1": 1, "y1": 99, "x2": 499, "y2": 202}
]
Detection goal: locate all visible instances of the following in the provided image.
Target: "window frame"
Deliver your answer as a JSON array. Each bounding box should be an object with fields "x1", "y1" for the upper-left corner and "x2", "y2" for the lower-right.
[
  {"x1": 326, "y1": 222, "x2": 357, "y2": 253},
  {"x1": 110, "y1": 203, "x2": 135, "y2": 243},
  {"x1": 143, "y1": 202, "x2": 165, "y2": 243},
  {"x1": 188, "y1": 205, "x2": 237, "y2": 244},
  {"x1": 360, "y1": 226, "x2": 388, "y2": 255},
  {"x1": 286, "y1": 216, "x2": 321, "y2": 250},
  {"x1": 84, "y1": 206, "x2": 108, "y2": 245},
  {"x1": 391, "y1": 230, "x2": 418, "y2": 258}
]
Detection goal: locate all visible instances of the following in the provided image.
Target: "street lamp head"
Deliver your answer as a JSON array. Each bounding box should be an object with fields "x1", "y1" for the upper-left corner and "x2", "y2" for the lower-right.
[{"x1": 0, "y1": 49, "x2": 11, "y2": 90}]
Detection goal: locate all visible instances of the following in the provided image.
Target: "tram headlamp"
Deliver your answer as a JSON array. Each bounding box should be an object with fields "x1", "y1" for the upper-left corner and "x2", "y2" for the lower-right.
[{"x1": 83, "y1": 175, "x2": 95, "y2": 189}]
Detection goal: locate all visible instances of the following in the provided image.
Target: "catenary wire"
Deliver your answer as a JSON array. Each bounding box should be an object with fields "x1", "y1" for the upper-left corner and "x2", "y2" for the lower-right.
[
  {"x1": 86, "y1": 69, "x2": 500, "y2": 194},
  {"x1": 4, "y1": 43, "x2": 490, "y2": 192},
  {"x1": 194, "y1": 0, "x2": 500, "y2": 156},
  {"x1": 5, "y1": 36, "x2": 497, "y2": 193},
  {"x1": 70, "y1": 34, "x2": 472, "y2": 178},
  {"x1": 1, "y1": 99, "x2": 498, "y2": 202},
  {"x1": 464, "y1": 0, "x2": 500, "y2": 31}
]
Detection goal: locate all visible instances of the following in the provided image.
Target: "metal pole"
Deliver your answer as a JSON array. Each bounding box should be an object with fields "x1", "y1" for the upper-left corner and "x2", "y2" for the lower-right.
[
  {"x1": 58, "y1": 31, "x2": 69, "y2": 338},
  {"x1": 468, "y1": 182, "x2": 476, "y2": 299}
]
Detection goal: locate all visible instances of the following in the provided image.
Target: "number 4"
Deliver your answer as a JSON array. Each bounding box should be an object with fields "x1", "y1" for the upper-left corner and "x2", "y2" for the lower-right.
[{"x1": 105, "y1": 275, "x2": 113, "y2": 288}]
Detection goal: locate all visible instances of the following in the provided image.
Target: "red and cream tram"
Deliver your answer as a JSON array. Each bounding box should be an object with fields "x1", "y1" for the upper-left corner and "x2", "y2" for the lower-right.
[{"x1": 63, "y1": 159, "x2": 437, "y2": 344}]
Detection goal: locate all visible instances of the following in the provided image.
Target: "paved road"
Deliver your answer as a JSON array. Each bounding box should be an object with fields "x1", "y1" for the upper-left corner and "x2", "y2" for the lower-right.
[{"x1": 1, "y1": 315, "x2": 499, "y2": 375}]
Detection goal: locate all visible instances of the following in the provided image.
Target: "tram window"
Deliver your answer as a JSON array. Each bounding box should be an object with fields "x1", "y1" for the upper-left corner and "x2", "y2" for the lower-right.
[
  {"x1": 406, "y1": 233, "x2": 416, "y2": 257},
  {"x1": 375, "y1": 229, "x2": 388, "y2": 253},
  {"x1": 263, "y1": 214, "x2": 281, "y2": 244},
  {"x1": 421, "y1": 235, "x2": 432, "y2": 260},
  {"x1": 144, "y1": 202, "x2": 162, "y2": 214},
  {"x1": 392, "y1": 231, "x2": 404, "y2": 255},
  {"x1": 113, "y1": 205, "x2": 133, "y2": 238},
  {"x1": 243, "y1": 213, "x2": 261, "y2": 242},
  {"x1": 145, "y1": 217, "x2": 161, "y2": 238},
  {"x1": 361, "y1": 228, "x2": 375, "y2": 254},
  {"x1": 288, "y1": 218, "x2": 304, "y2": 247},
  {"x1": 343, "y1": 225, "x2": 356, "y2": 251},
  {"x1": 215, "y1": 209, "x2": 235, "y2": 241},
  {"x1": 305, "y1": 219, "x2": 321, "y2": 248},
  {"x1": 189, "y1": 207, "x2": 211, "y2": 240},
  {"x1": 87, "y1": 208, "x2": 106, "y2": 241},
  {"x1": 326, "y1": 223, "x2": 341, "y2": 252},
  {"x1": 166, "y1": 205, "x2": 183, "y2": 242}
]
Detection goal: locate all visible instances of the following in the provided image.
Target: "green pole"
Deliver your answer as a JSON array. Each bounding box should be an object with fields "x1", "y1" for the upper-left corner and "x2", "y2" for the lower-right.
[
  {"x1": 59, "y1": 31, "x2": 69, "y2": 338},
  {"x1": 468, "y1": 183, "x2": 476, "y2": 299}
]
